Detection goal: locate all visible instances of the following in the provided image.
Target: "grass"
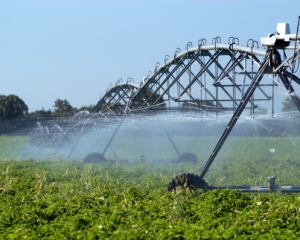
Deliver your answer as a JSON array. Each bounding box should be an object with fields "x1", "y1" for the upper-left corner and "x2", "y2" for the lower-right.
[{"x1": 0, "y1": 136, "x2": 30, "y2": 160}]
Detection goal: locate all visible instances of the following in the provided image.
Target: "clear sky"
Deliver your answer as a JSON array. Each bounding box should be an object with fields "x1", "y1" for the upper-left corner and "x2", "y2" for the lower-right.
[{"x1": 0, "y1": 0, "x2": 299, "y2": 112}]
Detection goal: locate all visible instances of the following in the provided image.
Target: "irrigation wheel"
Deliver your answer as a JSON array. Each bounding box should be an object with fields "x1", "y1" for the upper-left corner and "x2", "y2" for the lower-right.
[
  {"x1": 177, "y1": 152, "x2": 198, "y2": 164},
  {"x1": 167, "y1": 173, "x2": 207, "y2": 191},
  {"x1": 83, "y1": 152, "x2": 106, "y2": 164}
]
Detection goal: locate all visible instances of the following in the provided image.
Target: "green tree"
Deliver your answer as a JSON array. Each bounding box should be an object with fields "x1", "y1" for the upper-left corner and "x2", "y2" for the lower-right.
[
  {"x1": 53, "y1": 99, "x2": 74, "y2": 117},
  {"x1": 255, "y1": 107, "x2": 268, "y2": 114},
  {"x1": 79, "y1": 104, "x2": 95, "y2": 112},
  {"x1": 281, "y1": 96, "x2": 297, "y2": 112},
  {"x1": 0, "y1": 94, "x2": 28, "y2": 120},
  {"x1": 32, "y1": 108, "x2": 53, "y2": 119}
]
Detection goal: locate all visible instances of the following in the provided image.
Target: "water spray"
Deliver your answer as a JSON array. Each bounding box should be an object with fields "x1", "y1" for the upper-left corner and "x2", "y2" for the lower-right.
[
  {"x1": 27, "y1": 17, "x2": 300, "y2": 193},
  {"x1": 168, "y1": 18, "x2": 300, "y2": 192}
]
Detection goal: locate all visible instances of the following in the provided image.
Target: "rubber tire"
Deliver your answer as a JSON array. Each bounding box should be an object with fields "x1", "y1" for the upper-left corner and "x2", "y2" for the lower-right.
[
  {"x1": 177, "y1": 152, "x2": 198, "y2": 164},
  {"x1": 167, "y1": 173, "x2": 207, "y2": 191},
  {"x1": 83, "y1": 152, "x2": 106, "y2": 164}
]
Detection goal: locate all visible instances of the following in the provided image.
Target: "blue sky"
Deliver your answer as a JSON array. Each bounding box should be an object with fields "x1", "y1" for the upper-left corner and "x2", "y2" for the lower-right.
[{"x1": 0, "y1": 0, "x2": 299, "y2": 112}]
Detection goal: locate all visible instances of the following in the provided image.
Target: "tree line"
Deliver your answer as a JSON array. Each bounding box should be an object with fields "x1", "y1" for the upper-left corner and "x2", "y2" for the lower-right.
[
  {"x1": 32, "y1": 99, "x2": 95, "y2": 120},
  {"x1": 1, "y1": 94, "x2": 299, "y2": 121},
  {"x1": 0, "y1": 95, "x2": 94, "y2": 135},
  {"x1": 0, "y1": 95, "x2": 95, "y2": 121}
]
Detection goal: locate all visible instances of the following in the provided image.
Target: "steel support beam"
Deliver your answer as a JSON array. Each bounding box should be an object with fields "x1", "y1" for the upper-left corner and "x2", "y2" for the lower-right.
[{"x1": 279, "y1": 70, "x2": 300, "y2": 111}]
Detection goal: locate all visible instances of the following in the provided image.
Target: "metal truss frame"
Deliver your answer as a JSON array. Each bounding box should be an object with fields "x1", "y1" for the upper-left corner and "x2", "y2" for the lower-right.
[
  {"x1": 95, "y1": 43, "x2": 277, "y2": 116},
  {"x1": 93, "y1": 81, "x2": 139, "y2": 115}
]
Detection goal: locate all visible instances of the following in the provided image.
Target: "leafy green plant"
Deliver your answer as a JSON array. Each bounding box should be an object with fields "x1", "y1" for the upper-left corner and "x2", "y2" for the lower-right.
[{"x1": 0, "y1": 158, "x2": 299, "y2": 239}]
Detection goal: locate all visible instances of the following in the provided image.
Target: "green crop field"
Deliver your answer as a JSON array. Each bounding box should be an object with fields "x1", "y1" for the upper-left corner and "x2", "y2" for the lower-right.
[{"x1": 1, "y1": 135, "x2": 300, "y2": 239}]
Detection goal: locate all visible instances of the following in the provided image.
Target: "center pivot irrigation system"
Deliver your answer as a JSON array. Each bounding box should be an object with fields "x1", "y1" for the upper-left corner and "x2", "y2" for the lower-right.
[{"x1": 31, "y1": 18, "x2": 300, "y2": 192}]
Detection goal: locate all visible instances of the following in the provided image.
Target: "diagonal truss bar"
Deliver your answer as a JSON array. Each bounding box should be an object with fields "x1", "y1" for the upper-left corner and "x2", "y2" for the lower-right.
[
  {"x1": 102, "y1": 123, "x2": 122, "y2": 156},
  {"x1": 130, "y1": 71, "x2": 171, "y2": 109},
  {"x1": 195, "y1": 59, "x2": 234, "y2": 105},
  {"x1": 213, "y1": 49, "x2": 270, "y2": 105},
  {"x1": 216, "y1": 51, "x2": 246, "y2": 85},
  {"x1": 173, "y1": 66, "x2": 222, "y2": 108},
  {"x1": 278, "y1": 70, "x2": 300, "y2": 111},
  {"x1": 281, "y1": 70, "x2": 300, "y2": 85},
  {"x1": 274, "y1": 48, "x2": 300, "y2": 73},
  {"x1": 205, "y1": 50, "x2": 241, "y2": 93},
  {"x1": 94, "y1": 84, "x2": 138, "y2": 114},
  {"x1": 113, "y1": 88, "x2": 134, "y2": 112},
  {"x1": 102, "y1": 88, "x2": 129, "y2": 113},
  {"x1": 95, "y1": 90, "x2": 121, "y2": 112},
  {"x1": 199, "y1": 50, "x2": 271, "y2": 179},
  {"x1": 234, "y1": 52, "x2": 271, "y2": 99},
  {"x1": 131, "y1": 55, "x2": 190, "y2": 109},
  {"x1": 183, "y1": 56, "x2": 234, "y2": 107},
  {"x1": 162, "y1": 125, "x2": 180, "y2": 156},
  {"x1": 170, "y1": 75, "x2": 199, "y2": 103},
  {"x1": 207, "y1": 50, "x2": 244, "y2": 108},
  {"x1": 111, "y1": 87, "x2": 132, "y2": 105},
  {"x1": 150, "y1": 50, "x2": 223, "y2": 108},
  {"x1": 167, "y1": 53, "x2": 218, "y2": 103},
  {"x1": 149, "y1": 72, "x2": 178, "y2": 102},
  {"x1": 139, "y1": 53, "x2": 196, "y2": 109}
]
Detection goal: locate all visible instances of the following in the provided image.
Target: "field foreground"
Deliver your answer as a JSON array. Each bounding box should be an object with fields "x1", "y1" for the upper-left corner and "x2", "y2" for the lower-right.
[{"x1": 0, "y1": 159, "x2": 300, "y2": 239}]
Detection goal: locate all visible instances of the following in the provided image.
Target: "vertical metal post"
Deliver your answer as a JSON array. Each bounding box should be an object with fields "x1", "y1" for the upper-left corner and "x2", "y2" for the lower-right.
[
  {"x1": 177, "y1": 67, "x2": 180, "y2": 107},
  {"x1": 215, "y1": 53, "x2": 218, "y2": 118},
  {"x1": 216, "y1": 85, "x2": 218, "y2": 118},
  {"x1": 189, "y1": 65, "x2": 192, "y2": 108},
  {"x1": 241, "y1": 54, "x2": 247, "y2": 98},
  {"x1": 268, "y1": 176, "x2": 276, "y2": 192},
  {"x1": 200, "y1": 58, "x2": 203, "y2": 116},
  {"x1": 251, "y1": 48, "x2": 254, "y2": 117},
  {"x1": 168, "y1": 78, "x2": 170, "y2": 108},
  {"x1": 233, "y1": 60, "x2": 236, "y2": 112},
  {"x1": 272, "y1": 75, "x2": 275, "y2": 117}
]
